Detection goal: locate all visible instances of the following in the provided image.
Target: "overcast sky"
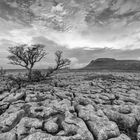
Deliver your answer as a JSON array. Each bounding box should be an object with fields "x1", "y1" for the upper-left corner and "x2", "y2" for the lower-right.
[{"x1": 0, "y1": 0, "x2": 140, "y2": 68}]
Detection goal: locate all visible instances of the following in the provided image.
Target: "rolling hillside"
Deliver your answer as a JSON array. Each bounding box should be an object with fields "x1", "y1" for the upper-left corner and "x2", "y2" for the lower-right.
[{"x1": 84, "y1": 58, "x2": 140, "y2": 71}]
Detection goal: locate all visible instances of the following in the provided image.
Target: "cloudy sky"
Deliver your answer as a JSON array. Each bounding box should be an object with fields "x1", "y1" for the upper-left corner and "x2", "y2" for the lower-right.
[{"x1": 0, "y1": 0, "x2": 140, "y2": 68}]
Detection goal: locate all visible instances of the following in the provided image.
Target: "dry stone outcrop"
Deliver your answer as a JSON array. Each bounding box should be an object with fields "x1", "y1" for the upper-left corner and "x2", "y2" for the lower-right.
[{"x1": 0, "y1": 72, "x2": 140, "y2": 140}]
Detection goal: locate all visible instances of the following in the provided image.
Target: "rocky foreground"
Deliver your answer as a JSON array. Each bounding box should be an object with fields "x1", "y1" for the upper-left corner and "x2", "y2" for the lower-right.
[{"x1": 0, "y1": 71, "x2": 140, "y2": 140}]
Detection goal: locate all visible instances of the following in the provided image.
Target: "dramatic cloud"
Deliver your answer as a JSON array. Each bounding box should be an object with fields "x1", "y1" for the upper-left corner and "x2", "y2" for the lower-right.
[{"x1": 0, "y1": 0, "x2": 140, "y2": 68}]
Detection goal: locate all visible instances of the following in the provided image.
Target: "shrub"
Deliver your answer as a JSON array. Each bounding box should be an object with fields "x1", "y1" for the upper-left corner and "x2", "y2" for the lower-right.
[
  {"x1": 31, "y1": 70, "x2": 45, "y2": 82},
  {"x1": 0, "y1": 67, "x2": 6, "y2": 79},
  {"x1": 7, "y1": 74, "x2": 28, "y2": 89}
]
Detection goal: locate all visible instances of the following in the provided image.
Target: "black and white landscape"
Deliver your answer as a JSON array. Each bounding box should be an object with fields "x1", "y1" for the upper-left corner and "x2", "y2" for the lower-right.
[{"x1": 0, "y1": 0, "x2": 140, "y2": 140}]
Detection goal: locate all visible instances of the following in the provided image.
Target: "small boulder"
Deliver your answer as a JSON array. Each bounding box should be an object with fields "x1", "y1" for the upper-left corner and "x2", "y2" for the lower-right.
[{"x1": 44, "y1": 120, "x2": 58, "y2": 134}]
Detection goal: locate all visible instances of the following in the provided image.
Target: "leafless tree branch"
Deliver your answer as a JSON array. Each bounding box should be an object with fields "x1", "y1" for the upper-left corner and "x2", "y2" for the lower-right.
[{"x1": 8, "y1": 44, "x2": 47, "y2": 80}]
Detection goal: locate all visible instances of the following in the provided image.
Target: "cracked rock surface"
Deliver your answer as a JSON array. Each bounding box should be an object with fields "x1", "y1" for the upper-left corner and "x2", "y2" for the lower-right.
[{"x1": 0, "y1": 71, "x2": 140, "y2": 140}]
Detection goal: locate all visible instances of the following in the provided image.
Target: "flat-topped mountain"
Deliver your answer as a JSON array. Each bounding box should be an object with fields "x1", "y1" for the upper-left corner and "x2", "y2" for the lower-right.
[{"x1": 84, "y1": 58, "x2": 140, "y2": 71}]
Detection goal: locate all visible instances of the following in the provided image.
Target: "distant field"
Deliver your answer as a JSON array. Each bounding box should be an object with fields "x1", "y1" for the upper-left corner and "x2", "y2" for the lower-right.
[{"x1": 5, "y1": 68, "x2": 140, "y2": 75}]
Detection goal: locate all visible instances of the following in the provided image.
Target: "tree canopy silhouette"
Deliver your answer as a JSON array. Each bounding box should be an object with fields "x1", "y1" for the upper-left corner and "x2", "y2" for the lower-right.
[{"x1": 8, "y1": 44, "x2": 47, "y2": 80}]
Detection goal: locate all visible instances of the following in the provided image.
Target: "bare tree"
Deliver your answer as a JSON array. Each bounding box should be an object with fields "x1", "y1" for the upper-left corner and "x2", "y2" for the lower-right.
[
  {"x1": 8, "y1": 44, "x2": 47, "y2": 80},
  {"x1": 46, "y1": 50, "x2": 71, "y2": 77}
]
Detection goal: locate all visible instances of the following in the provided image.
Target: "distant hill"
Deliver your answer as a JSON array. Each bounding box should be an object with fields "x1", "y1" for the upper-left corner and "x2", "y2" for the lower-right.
[{"x1": 83, "y1": 58, "x2": 140, "y2": 71}]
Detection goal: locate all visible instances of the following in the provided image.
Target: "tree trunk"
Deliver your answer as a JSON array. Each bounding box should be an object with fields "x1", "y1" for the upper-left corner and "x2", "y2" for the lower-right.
[{"x1": 28, "y1": 68, "x2": 32, "y2": 81}]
